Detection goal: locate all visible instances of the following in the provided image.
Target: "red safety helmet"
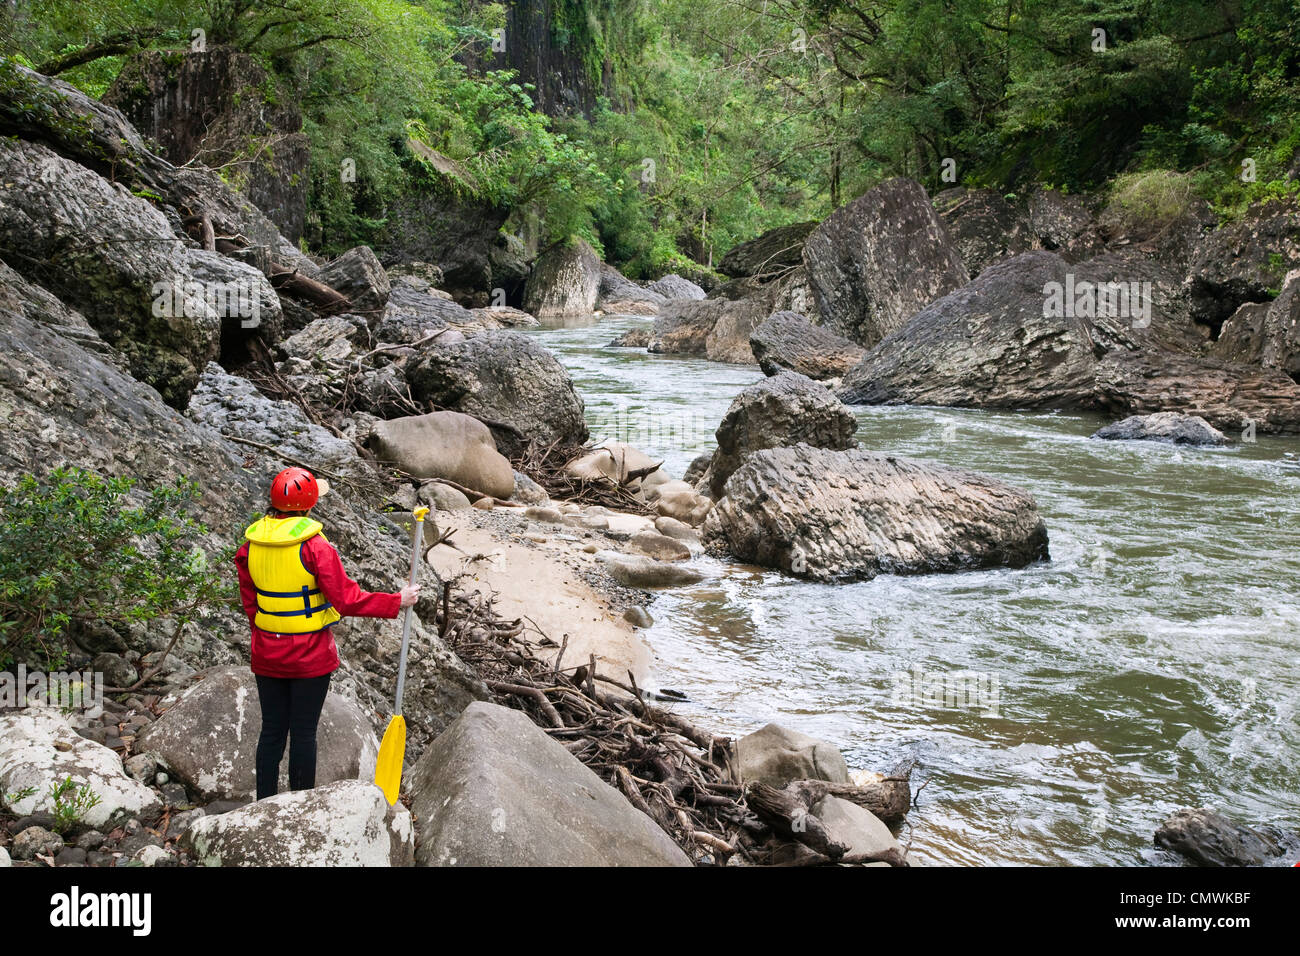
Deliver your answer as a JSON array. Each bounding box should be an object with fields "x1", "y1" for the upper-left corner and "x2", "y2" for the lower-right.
[{"x1": 269, "y1": 467, "x2": 320, "y2": 511}]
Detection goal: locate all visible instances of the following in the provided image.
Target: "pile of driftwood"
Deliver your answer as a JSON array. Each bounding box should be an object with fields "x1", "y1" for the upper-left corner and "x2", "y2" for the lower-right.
[
  {"x1": 511, "y1": 439, "x2": 657, "y2": 515},
  {"x1": 436, "y1": 581, "x2": 913, "y2": 867}
]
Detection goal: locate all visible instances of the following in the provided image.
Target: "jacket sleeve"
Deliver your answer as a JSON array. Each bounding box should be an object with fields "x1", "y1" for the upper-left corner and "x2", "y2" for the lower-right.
[
  {"x1": 303, "y1": 536, "x2": 403, "y2": 620},
  {"x1": 233, "y1": 542, "x2": 258, "y2": 625}
]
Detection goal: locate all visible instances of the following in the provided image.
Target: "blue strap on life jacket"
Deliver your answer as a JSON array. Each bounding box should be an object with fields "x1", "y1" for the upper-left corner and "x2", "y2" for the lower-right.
[{"x1": 254, "y1": 584, "x2": 331, "y2": 618}]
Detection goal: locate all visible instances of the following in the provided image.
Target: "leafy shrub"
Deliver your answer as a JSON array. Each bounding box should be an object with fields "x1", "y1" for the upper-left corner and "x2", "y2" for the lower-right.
[
  {"x1": 0, "y1": 467, "x2": 228, "y2": 671},
  {"x1": 1099, "y1": 170, "x2": 1198, "y2": 240}
]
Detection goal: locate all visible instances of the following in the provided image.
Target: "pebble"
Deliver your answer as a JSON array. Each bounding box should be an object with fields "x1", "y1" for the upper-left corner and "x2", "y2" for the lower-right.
[
  {"x1": 0, "y1": 847, "x2": 9, "y2": 867},
  {"x1": 76, "y1": 830, "x2": 106, "y2": 851},
  {"x1": 624, "y1": 606, "x2": 655, "y2": 628},
  {"x1": 86, "y1": 850, "x2": 115, "y2": 867},
  {"x1": 160, "y1": 783, "x2": 189, "y2": 807},
  {"x1": 133, "y1": 845, "x2": 172, "y2": 867},
  {"x1": 12, "y1": 826, "x2": 63, "y2": 861},
  {"x1": 55, "y1": 846, "x2": 88, "y2": 866},
  {"x1": 523, "y1": 506, "x2": 564, "y2": 524},
  {"x1": 472, "y1": 497, "x2": 494, "y2": 510},
  {"x1": 124, "y1": 753, "x2": 158, "y2": 783},
  {"x1": 155, "y1": 771, "x2": 170, "y2": 786}
]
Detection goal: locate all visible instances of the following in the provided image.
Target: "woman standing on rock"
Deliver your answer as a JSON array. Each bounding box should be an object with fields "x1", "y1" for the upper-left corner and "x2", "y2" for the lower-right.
[{"x1": 233, "y1": 467, "x2": 420, "y2": 800}]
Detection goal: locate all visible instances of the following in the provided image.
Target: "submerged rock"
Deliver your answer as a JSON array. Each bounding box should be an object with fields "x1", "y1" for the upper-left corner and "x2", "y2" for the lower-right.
[
  {"x1": 704, "y1": 444, "x2": 1049, "y2": 582},
  {"x1": 1091, "y1": 412, "x2": 1227, "y2": 446},
  {"x1": 1154, "y1": 807, "x2": 1291, "y2": 867},
  {"x1": 407, "y1": 702, "x2": 690, "y2": 866}
]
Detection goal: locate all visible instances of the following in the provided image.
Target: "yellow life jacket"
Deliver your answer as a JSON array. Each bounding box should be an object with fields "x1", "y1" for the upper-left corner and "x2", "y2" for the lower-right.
[{"x1": 244, "y1": 515, "x2": 342, "y2": 635}]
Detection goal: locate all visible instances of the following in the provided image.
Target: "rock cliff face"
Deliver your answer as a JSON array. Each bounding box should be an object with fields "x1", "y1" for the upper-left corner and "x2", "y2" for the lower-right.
[
  {"x1": 503, "y1": 0, "x2": 614, "y2": 117},
  {"x1": 105, "y1": 47, "x2": 310, "y2": 244}
]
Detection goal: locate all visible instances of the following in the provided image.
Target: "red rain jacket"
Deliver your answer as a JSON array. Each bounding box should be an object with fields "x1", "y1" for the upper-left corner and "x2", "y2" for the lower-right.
[{"x1": 234, "y1": 534, "x2": 402, "y2": 679}]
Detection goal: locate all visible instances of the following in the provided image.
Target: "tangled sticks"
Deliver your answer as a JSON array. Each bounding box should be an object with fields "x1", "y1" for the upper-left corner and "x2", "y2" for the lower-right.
[{"x1": 436, "y1": 582, "x2": 912, "y2": 867}]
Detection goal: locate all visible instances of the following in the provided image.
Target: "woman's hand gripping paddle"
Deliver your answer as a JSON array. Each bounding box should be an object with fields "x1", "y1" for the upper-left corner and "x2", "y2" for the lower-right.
[{"x1": 375, "y1": 506, "x2": 429, "y2": 805}]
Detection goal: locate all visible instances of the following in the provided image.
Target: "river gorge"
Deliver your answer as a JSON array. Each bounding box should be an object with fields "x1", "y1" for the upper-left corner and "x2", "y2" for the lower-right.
[{"x1": 532, "y1": 314, "x2": 1300, "y2": 866}]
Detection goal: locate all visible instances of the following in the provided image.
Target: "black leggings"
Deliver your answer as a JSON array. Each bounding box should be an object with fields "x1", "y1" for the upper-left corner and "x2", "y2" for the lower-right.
[{"x1": 254, "y1": 673, "x2": 331, "y2": 800}]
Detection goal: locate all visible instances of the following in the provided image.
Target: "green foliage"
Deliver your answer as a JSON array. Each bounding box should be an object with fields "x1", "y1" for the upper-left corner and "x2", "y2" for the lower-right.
[
  {"x1": 7, "y1": 0, "x2": 1299, "y2": 265},
  {"x1": 1099, "y1": 170, "x2": 1197, "y2": 238},
  {"x1": 47, "y1": 776, "x2": 103, "y2": 835},
  {"x1": 0, "y1": 468, "x2": 229, "y2": 672}
]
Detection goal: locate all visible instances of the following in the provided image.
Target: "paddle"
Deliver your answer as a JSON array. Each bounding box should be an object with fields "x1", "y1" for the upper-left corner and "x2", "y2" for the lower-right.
[{"x1": 375, "y1": 505, "x2": 429, "y2": 805}]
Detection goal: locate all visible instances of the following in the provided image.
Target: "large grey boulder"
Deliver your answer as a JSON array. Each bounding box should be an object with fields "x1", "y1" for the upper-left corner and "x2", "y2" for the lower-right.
[
  {"x1": 646, "y1": 274, "x2": 706, "y2": 300},
  {"x1": 649, "y1": 297, "x2": 767, "y2": 364},
  {"x1": 1154, "y1": 807, "x2": 1291, "y2": 867},
  {"x1": 183, "y1": 780, "x2": 413, "y2": 866},
  {"x1": 0, "y1": 259, "x2": 120, "y2": 365},
  {"x1": 597, "y1": 264, "x2": 666, "y2": 315},
  {"x1": 803, "y1": 177, "x2": 967, "y2": 346},
  {"x1": 701, "y1": 371, "x2": 858, "y2": 498},
  {"x1": 366, "y1": 410, "x2": 516, "y2": 499},
  {"x1": 1094, "y1": 350, "x2": 1300, "y2": 435},
  {"x1": 704, "y1": 445, "x2": 1050, "y2": 582},
  {"x1": 0, "y1": 138, "x2": 280, "y2": 406},
  {"x1": 814, "y1": 795, "x2": 903, "y2": 860},
  {"x1": 719, "y1": 221, "x2": 818, "y2": 280},
  {"x1": 407, "y1": 702, "x2": 691, "y2": 866},
  {"x1": 749, "y1": 310, "x2": 866, "y2": 380},
  {"x1": 376, "y1": 283, "x2": 477, "y2": 343},
  {"x1": 735, "y1": 723, "x2": 850, "y2": 786},
  {"x1": 837, "y1": 251, "x2": 1100, "y2": 410},
  {"x1": 316, "y1": 246, "x2": 391, "y2": 317},
  {"x1": 407, "y1": 331, "x2": 588, "y2": 455},
  {"x1": 1185, "y1": 197, "x2": 1300, "y2": 334},
  {"x1": 933, "y1": 187, "x2": 1032, "y2": 279},
  {"x1": 0, "y1": 62, "x2": 312, "y2": 280},
  {"x1": 136, "y1": 667, "x2": 380, "y2": 801},
  {"x1": 0, "y1": 709, "x2": 161, "y2": 829},
  {"x1": 524, "y1": 238, "x2": 601, "y2": 317},
  {"x1": 1091, "y1": 412, "x2": 1227, "y2": 446}
]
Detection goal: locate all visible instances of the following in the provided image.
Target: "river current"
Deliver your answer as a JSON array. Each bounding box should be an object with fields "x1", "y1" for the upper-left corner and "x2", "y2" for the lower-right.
[{"x1": 529, "y1": 314, "x2": 1300, "y2": 866}]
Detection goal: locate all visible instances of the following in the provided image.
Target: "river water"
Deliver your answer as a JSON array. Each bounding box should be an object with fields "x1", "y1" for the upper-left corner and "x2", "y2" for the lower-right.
[{"x1": 529, "y1": 314, "x2": 1300, "y2": 866}]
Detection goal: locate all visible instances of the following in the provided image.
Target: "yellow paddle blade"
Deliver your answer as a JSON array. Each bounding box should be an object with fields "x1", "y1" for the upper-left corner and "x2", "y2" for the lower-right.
[{"x1": 374, "y1": 715, "x2": 406, "y2": 805}]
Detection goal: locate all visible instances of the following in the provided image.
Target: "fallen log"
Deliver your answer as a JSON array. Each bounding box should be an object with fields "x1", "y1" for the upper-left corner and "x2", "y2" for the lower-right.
[
  {"x1": 745, "y1": 781, "x2": 848, "y2": 860},
  {"x1": 785, "y1": 775, "x2": 911, "y2": 826}
]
